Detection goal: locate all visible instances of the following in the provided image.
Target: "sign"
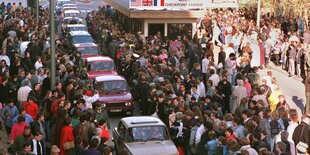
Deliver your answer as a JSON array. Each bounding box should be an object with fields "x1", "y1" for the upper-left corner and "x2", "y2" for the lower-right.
[
  {"x1": 129, "y1": 0, "x2": 238, "y2": 10},
  {"x1": 129, "y1": 0, "x2": 205, "y2": 10},
  {"x1": 206, "y1": 0, "x2": 239, "y2": 8}
]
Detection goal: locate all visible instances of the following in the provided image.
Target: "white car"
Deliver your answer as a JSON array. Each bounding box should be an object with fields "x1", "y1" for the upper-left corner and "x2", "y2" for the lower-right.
[
  {"x1": 63, "y1": 9, "x2": 81, "y2": 18},
  {"x1": 62, "y1": 4, "x2": 76, "y2": 8},
  {"x1": 62, "y1": 6, "x2": 79, "y2": 13},
  {"x1": 56, "y1": 0, "x2": 72, "y2": 14},
  {"x1": 66, "y1": 24, "x2": 87, "y2": 32}
]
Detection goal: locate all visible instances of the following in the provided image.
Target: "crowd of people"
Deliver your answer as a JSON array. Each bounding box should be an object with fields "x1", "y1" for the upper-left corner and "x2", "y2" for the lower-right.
[{"x1": 0, "y1": 1, "x2": 308, "y2": 155}]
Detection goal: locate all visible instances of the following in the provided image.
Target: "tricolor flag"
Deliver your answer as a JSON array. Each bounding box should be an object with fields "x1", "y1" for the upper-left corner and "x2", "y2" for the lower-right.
[
  {"x1": 153, "y1": 0, "x2": 164, "y2": 6},
  {"x1": 130, "y1": 0, "x2": 142, "y2": 6}
]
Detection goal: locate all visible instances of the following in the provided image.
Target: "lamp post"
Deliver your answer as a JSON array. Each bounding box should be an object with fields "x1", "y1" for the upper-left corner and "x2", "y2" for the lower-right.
[
  {"x1": 36, "y1": 0, "x2": 39, "y2": 25},
  {"x1": 257, "y1": 0, "x2": 261, "y2": 29},
  {"x1": 50, "y1": 0, "x2": 56, "y2": 90}
]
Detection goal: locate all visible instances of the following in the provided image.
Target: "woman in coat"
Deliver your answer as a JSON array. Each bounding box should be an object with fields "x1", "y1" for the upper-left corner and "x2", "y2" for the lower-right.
[
  {"x1": 59, "y1": 117, "x2": 75, "y2": 155},
  {"x1": 231, "y1": 79, "x2": 247, "y2": 114}
]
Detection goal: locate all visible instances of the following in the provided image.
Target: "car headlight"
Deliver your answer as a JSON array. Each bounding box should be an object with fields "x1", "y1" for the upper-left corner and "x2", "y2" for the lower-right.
[
  {"x1": 101, "y1": 103, "x2": 106, "y2": 107},
  {"x1": 125, "y1": 102, "x2": 131, "y2": 106}
]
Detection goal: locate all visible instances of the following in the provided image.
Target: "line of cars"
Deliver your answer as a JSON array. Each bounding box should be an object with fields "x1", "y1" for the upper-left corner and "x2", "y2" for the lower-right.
[
  {"x1": 56, "y1": 0, "x2": 134, "y2": 115},
  {"x1": 56, "y1": 1, "x2": 179, "y2": 154}
]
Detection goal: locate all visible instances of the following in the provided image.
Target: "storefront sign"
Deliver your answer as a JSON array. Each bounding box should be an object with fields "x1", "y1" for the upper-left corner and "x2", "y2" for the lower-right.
[{"x1": 129, "y1": 0, "x2": 238, "y2": 10}]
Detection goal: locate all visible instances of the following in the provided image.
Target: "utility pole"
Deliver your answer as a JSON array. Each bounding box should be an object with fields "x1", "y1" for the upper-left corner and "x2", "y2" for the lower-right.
[
  {"x1": 50, "y1": 0, "x2": 56, "y2": 90},
  {"x1": 36, "y1": 0, "x2": 39, "y2": 25},
  {"x1": 257, "y1": 0, "x2": 261, "y2": 29}
]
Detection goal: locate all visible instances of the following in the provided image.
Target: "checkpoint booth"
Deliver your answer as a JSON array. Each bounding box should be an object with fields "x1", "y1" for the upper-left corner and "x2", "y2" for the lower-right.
[
  {"x1": 103, "y1": 0, "x2": 239, "y2": 39},
  {"x1": 103, "y1": 0, "x2": 208, "y2": 39}
]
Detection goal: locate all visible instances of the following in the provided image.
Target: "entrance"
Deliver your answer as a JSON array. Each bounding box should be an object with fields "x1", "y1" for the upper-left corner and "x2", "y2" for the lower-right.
[{"x1": 148, "y1": 24, "x2": 164, "y2": 37}]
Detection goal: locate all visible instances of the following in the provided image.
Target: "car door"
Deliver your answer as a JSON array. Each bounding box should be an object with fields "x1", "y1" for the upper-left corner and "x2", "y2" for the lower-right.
[{"x1": 113, "y1": 121, "x2": 126, "y2": 153}]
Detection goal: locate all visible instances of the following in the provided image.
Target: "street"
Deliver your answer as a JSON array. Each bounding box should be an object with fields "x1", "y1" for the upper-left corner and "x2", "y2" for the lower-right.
[{"x1": 0, "y1": 0, "x2": 306, "y2": 153}]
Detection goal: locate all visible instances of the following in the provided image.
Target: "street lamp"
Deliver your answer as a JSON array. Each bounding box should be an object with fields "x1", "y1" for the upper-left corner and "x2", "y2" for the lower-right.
[{"x1": 50, "y1": 0, "x2": 56, "y2": 90}]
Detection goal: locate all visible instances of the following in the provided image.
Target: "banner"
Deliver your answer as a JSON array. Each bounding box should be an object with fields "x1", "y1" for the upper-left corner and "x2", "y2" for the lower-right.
[
  {"x1": 129, "y1": 0, "x2": 205, "y2": 9},
  {"x1": 129, "y1": 0, "x2": 238, "y2": 10}
]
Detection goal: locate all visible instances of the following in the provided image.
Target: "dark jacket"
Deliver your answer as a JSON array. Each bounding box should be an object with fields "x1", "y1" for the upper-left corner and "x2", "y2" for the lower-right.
[
  {"x1": 68, "y1": 145, "x2": 86, "y2": 155},
  {"x1": 84, "y1": 148, "x2": 100, "y2": 155},
  {"x1": 292, "y1": 122, "x2": 309, "y2": 147}
]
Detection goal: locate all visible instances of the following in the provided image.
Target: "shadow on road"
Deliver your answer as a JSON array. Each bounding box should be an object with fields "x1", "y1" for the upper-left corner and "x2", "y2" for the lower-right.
[{"x1": 292, "y1": 96, "x2": 305, "y2": 114}]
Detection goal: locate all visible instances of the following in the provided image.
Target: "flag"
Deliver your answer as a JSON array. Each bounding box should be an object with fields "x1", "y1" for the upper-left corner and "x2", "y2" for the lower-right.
[
  {"x1": 154, "y1": 0, "x2": 163, "y2": 6},
  {"x1": 142, "y1": 0, "x2": 153, "y2": 6},
  {"x1": 161, "y1": 0, "x2": 164, "y2": 6},
  {"x1": 130, "y1": 0, "x2": 142, "y2": 6}
]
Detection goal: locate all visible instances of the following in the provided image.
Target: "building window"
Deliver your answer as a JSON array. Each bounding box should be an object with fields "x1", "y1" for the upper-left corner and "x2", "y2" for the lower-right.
[{"x1": 168, "y1": 23, "x2": 192, "y2": 40}]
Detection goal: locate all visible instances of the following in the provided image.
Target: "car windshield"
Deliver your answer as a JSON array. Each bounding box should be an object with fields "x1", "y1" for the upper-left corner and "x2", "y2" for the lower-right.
[
  {"x1": 78, "y1": 46, "x2": 99, "y2": 55},
  {"x1": 69, "y1": 26, "x2": 86, "y2": 32},
  {"x1": 126, "y1": 126, "x2": 169, "y2": 142},
  {"x1": 97, "y1": 80, "x2": 128, "y2": 92},
  {"x1": 88, "y1": 61, "x2": 115, "y2": 71},
  {"x1": 72, "y1": 36, "x2": 93, "y2": 44},
  {"x1": 65, "y1": 13, "x2": 80, "y2": 17},
  {"x1": 64, "y1": 18, "x2": 80, "y2": 24}
]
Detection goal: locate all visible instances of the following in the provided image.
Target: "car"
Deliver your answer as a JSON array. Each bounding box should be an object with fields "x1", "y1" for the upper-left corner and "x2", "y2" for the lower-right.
[
  {"x1": 62, "y1": 3, "x2": 76, "y2": 8},
  {"x1": 113, "y1": 116, "x2": 178, "y2": 155},
  {"x1": 66, "y1": 24, "x2": 87, "y2": 32},
  {"x1": 55, "y1": 0, "x2": 71, "y2": 15},
  {"x1": 63, "y1": 9, "x2": 81, "y2": 18},
  {"x1": 62, "y1": 6, "x2": 79, "y2": 14},
  {"x1": 94, "y1": 75, "x2": 133, "y2": 115},
  {"x1": 67, "y1": 31, "x2": 94, "y2": 48},
  {"x1": 86, "y1": 56, "x2": 117, "y2": 78},
  {"x1": 74, "y1": 43, "x2": 100, "y2": 59}
]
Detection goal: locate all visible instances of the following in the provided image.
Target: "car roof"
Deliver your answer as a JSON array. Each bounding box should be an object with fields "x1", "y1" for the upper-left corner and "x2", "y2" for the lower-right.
[
  {"x1": 63, "y1": 7, "x2": 78, "y2": 10},
  {"x1": 121, "y1": 116, "x2": 165, "y2": 128},
  {"x1": 67, "y1": 24, "x2": 85, "y2": 28},
  {"x1": 95, "y1": 75, "x2": 125, "y2": 82},
  {"x1": 69, "y1": 31, "x2": 91, "y2": 36},
  {"x1": 75, "y1": 43, "x2": 97, "y2": 47},
  {"x1": 87, "y1": 56, "x2": 113, "y2": 62},
  {"x1": 64, "y1": 10, "x2": 80, "y2": 13},
  {"x1": 63, "y1": 4, "x2": 76, "y2": 7}
]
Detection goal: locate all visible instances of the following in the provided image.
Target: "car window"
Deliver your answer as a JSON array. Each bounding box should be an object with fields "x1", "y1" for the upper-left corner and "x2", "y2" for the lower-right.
[
  {"x1": 78, "y1": 46, "x2": 99, "y2": 55},
  {"x1": 117, "y1": 122, "x2": 126, "y2": 140},
  {"x1": 70, "y1": 26, "x2": 87, "y2": 32},
  {"x1": 126, "y1": 126, "x2": 169, "y2": 142},
  {"x1": 97, "y1": 80, "x2": 127, "y2": 92},
  {"x1": 89, "y1": 61, "x2": 114, "y2": 71},
  {"x1": 72, "y1": 36, "x2": 93, "y2": 44}
]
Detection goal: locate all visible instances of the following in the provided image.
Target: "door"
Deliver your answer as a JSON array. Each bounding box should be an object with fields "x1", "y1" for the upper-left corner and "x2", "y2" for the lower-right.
[{"x1": 148, "y1": 24, "x2": 164, "y2": 37}]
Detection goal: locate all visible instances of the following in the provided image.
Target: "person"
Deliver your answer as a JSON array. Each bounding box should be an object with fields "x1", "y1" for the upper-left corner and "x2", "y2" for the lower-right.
[
  {"x1": 83, "y1": 90, "x2": 99, "y2": 109},
  {"x1": 1, "y1": 99, "x2": 18, "y2": 143},
  {"x1": 292, "y1": 114, "x2": 310, "y2": 154},
  {"x1": 29, "y1": 131, "x2": 44, "y2": 155},
  {"x1": 239, "y1": 137, "x2": 258, "y2": 155},
  {"x1": 19, "y1": 142, "x2": 34, "y2": 155},
  {"x1": 13, "y1": 107, "x2": 33, "y2": 124},
  {"x1": 275, "y1": 142, "x2": 290, "y2": 155},
  {"x1": 85, "y1": 138, "x2": 101, "y2": 155},
  {"x1": 23, "y1": 96, "x2": 39, "y2": 120},
  {"x1": 59, "y1": 118, "x2": 75, "y2": 155},
  {"x1": 68, "y1": 136, "x2": 86, "y2": 155},
  {"x1": 305, "y1": 71, "x2": 310, "y2": 115},
  {"x1": 204, "y1": 131, "x2": 218, "y2": 155},
  {"x1": 51, "y1": 145, "x2": 60, "y2": 155},
  {"x1": 11, "y1": 126, "x2": 32, "y2": 154},
  {"x1": 231, "y1": 79, "x2": 247, "y2": 113},
  {"x1": 10, "y1": 116, "x2": 29, "y2": 144}
]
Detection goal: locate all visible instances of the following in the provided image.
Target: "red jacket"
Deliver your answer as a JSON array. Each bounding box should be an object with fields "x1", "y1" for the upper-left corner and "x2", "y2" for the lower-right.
[
  {"x1": 99, "y1": 127, "x2": 110, "y2": 140},
  {"x1": 60, "y1": 125, "x2": 74, "y2": 155},
  {"x1": 10, "y1": 122, "x2": 29, "y2": 141},
  {"x1": 23, "y1": 102, "x2": 39, "y2": 120}
]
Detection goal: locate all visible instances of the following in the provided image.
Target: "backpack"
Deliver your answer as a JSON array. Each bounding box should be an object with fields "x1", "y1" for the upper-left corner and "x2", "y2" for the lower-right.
[{"x1": 269, "y1": 120, "x2": 280, "y2": 135}]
